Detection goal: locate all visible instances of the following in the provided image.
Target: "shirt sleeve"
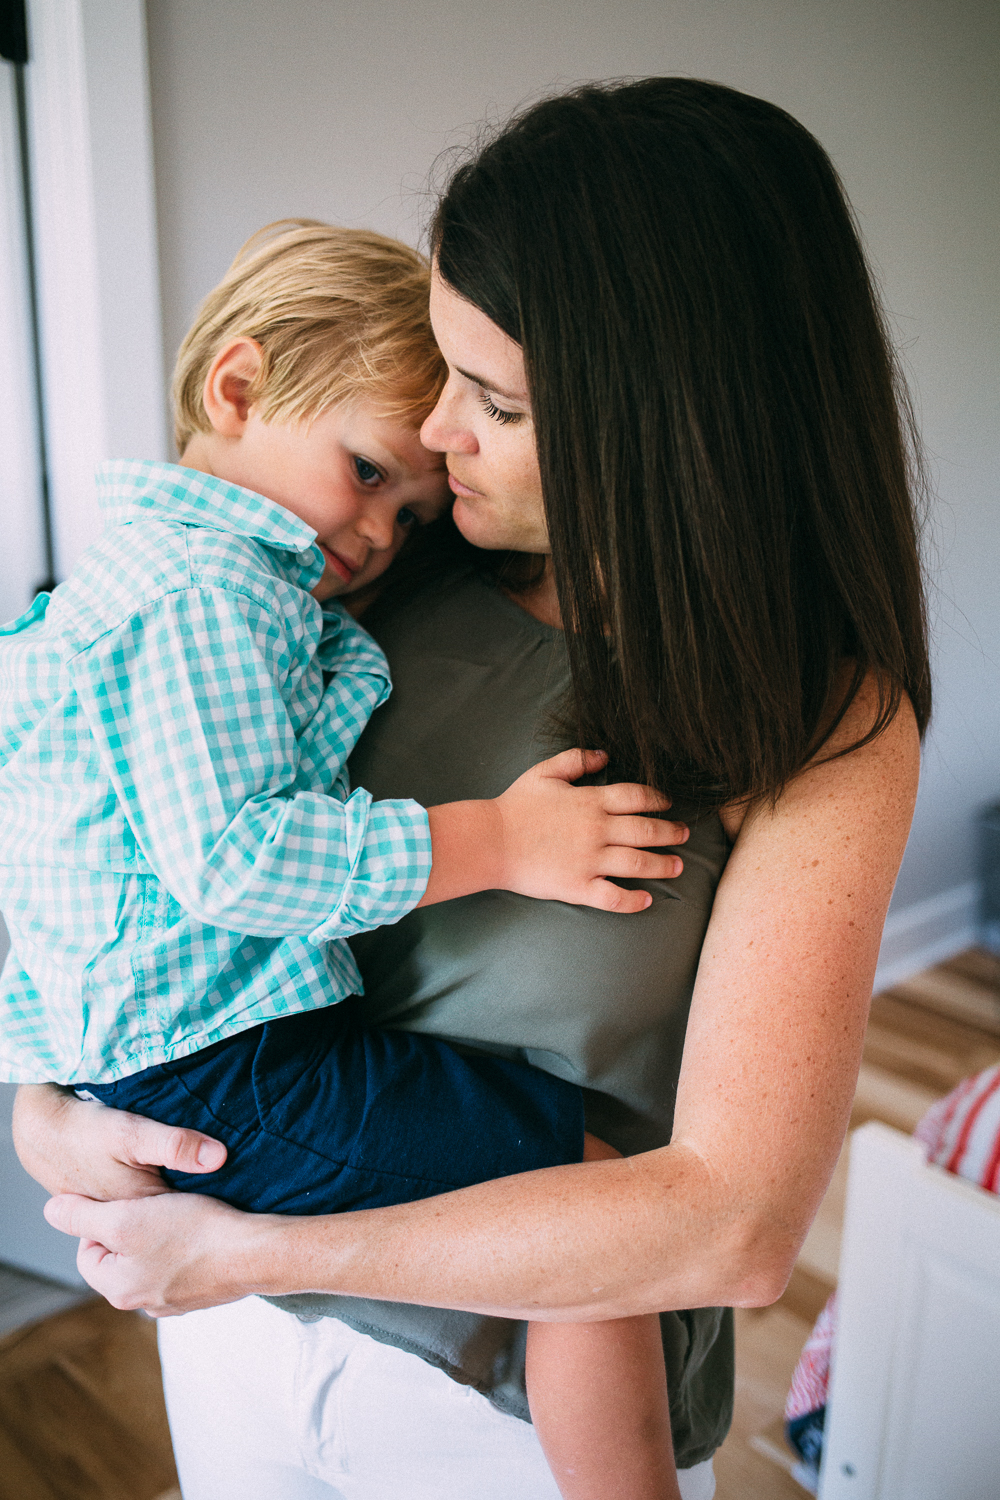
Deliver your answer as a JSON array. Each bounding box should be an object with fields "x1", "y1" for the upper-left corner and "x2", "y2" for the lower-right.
[{"x1": 67, "y1": 586, "x2": 431, "y2": 939}]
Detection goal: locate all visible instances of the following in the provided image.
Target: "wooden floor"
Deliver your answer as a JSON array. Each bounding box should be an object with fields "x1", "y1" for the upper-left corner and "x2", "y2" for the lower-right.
[
  {"x1": 0, "y1": 1298, "x2": 178, "y2": 1500},
  {"x1": 2, "y1": 948, "x2": 999, "y2": 1500},
  {"x1": 0, "y1": 1264, "x2": 88, "y2": 1343}
]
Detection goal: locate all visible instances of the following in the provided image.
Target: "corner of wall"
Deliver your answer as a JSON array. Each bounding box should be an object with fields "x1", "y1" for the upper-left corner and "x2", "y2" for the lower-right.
[{"x1": 874, "y1": 882, "x2": 980, "y2": 993}]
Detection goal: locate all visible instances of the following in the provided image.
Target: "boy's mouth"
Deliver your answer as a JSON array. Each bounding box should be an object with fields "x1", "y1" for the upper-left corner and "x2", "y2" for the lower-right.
[{"x1": 318, "y1": 543, "x2": 358, "y2": 584}]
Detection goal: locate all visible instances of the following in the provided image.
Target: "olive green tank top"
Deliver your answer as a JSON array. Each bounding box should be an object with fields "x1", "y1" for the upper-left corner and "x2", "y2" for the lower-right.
[{"x1": 272, "y1": 574, "x2": 734, "y2": 1467}]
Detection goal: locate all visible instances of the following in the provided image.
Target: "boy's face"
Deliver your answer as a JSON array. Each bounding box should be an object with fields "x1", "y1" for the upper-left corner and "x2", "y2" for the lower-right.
[{"x1": 227, "y1": 399, "x2": 450, "y2": 602}]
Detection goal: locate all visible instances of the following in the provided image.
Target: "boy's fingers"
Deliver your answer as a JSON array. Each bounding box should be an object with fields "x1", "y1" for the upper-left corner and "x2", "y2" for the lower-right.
[
  {"x1": 582, "y1": 881, "x2": 654, "y2": 914},
  {"x1": 601, "y1": 850, "x2": 683, "y2": 881},
  {"x1": 599, "y1": 782, "x2": 673, "y2": 816},
  {"x1": 606, "y1": 814, "x2": 688, "y2": 847},
  {"x1": 538, "y1": 748, "x2": 609, "y2": 782}
]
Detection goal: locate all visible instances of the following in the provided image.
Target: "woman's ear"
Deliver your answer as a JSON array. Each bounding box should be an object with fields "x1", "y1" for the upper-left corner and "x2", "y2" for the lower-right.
[{"x1": 201, "y1": 338, "x2": 265, "y2": 438}]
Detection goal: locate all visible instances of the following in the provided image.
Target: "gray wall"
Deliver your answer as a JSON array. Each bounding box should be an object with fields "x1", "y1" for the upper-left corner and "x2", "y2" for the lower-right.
[
  {"x1": 146, "y1": 0, "x2": 998, "y2": 913},
  {"x1": 0, "y1": 914, "x2": 83, "y2": 1281}
]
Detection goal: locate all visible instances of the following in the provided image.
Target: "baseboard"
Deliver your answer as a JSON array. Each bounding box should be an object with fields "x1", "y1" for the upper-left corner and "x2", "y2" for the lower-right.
[{"x1": 873, "y1": 881, "x2": 980, "y2": 993}]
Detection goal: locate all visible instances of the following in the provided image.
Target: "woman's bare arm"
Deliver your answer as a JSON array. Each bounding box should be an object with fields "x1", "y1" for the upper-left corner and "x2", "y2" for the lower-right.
[
  {"x1": 42, "y1": 680, "x2": 919, "y2": 1320},
  {"x1": 13, "y1": 1084, "x2": 226, "y2": 1199}
]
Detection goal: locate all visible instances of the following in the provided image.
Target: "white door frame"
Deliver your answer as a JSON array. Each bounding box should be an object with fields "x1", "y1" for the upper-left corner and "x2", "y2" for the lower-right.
[
  {"x1": 0, "y1": 59, "x2": 45, "y2": 621},
  {"x1": 0, "y1": 0, "x2": 165, "y2": 1284},
  {"x1": 25, "y1": 0, "x2": 166, "y2": 578}
]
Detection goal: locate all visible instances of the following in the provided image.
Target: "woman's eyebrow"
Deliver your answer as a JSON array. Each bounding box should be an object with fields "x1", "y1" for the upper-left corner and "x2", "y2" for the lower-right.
[{"x1": 455, "y1": 366, "x2": 527, "y2": 404}]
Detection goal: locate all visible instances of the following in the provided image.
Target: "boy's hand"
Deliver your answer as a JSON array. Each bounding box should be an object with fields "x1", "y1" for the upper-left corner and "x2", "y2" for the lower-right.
[
  {"x1": 419, "y1": 750, "x2": 688, "y2": 914},
  {"x1": 492, "y1": 749, "x2": 687, "y2": 913}
]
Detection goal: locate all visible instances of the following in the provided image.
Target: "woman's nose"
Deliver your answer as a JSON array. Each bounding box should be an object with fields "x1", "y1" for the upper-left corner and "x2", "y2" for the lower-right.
[{"x1": 420, "y1": 383, "x2": 477, "y2": 456}]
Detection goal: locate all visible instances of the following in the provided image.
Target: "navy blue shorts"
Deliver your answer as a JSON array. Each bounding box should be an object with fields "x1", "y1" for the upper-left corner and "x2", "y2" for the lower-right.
[{"x1": 83, "y1": 1000, "x2": 585, "y2": 1214}]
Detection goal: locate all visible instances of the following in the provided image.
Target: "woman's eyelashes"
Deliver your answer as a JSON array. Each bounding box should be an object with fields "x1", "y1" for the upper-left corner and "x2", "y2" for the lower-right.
[
  {"x1": 353, "y1": 455, "x2": 382, "y2": 485},
  {"x1": 478, "y1": 391, "x2": 523, "y2": 426}
]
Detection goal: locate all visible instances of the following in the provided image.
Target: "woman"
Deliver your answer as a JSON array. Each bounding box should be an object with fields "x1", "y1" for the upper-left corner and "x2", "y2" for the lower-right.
[{"x1": 18, "y1": 78, "x2": 926, "y2": 1499}]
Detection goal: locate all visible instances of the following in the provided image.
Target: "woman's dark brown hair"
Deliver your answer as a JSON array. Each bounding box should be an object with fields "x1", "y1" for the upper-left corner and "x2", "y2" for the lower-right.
[{"x1": 432, "y1": 78, "x2": 931, "y2": 808}]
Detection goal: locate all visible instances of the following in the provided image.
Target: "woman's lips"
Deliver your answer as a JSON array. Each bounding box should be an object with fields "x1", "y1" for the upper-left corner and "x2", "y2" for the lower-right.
[
  {"x1": 448, "y1": 472, "x2": 481, "y2": 499},
  {"x1": 318, "y1": 543, "x2": 356, "y2": 583}
]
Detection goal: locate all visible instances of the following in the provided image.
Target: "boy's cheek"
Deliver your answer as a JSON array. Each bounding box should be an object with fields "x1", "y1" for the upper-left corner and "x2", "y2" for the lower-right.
[
  {"x1": 309, "y1": 564, "x2": 345, "y2": 602},
  {"x1": 349, "y1": 543, "x2": 405, "y2": 594}
]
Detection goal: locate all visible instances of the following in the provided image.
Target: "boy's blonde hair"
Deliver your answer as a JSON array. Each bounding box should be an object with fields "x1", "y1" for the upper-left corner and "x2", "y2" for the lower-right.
[{"x1": 172, "y1": 219, "x2": 445, "y2": 453}]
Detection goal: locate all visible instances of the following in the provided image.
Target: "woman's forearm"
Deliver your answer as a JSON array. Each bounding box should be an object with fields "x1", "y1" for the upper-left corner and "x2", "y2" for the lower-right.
[{"x1": 245, "y1": 1144, "x2": 793, "y2": 1320}]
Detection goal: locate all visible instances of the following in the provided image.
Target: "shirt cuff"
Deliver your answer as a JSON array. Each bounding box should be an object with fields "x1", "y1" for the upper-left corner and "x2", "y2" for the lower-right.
[{"x1": 309, "y1": 791, "x2": 432, "y2": 942}]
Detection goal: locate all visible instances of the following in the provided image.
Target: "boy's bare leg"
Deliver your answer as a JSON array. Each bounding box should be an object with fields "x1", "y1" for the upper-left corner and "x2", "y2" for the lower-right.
[{"x1": 525, "y1": 1133, "x2": 682, "y2": 1500}]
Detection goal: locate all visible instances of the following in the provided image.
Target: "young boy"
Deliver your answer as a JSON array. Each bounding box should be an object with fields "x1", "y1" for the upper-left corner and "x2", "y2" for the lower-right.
[{"x1": 0, "y1": 221, "x2": 683, "y2": 1499}]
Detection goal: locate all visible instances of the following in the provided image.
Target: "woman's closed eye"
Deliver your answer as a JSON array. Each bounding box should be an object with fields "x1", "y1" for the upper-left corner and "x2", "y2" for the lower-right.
[
  {"x1": 478, "y1": 391, "x2": 523, "y2": 426},
  {"x1": 354, "y1": 456, "x2": 383, "y2": 486}
]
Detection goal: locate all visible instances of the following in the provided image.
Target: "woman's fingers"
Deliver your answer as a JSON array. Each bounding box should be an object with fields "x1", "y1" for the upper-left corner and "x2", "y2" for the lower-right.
[
  {"x1": 76, "y1": 1237, "x2": 121, "y2": 1295},
  {"x1": 45, "y1": 1192, "x2": 122, "y2": 1244},
  {"x1": 46, "y1": 1194, "x2": 148, "y2": 1306},
  {"x1": 12, "y1": 1086, "x2": 227, "y2": 1201},
  {"x1": 44, "y1": 1191, "x2": 255, "y2": 1316},
  {"x1": 113, "y1": 1110, "x2": 227, "y2": 1175}
]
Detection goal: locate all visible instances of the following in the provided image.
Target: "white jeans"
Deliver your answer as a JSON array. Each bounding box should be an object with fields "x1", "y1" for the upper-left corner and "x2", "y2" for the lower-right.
[{"x1": 158, "y1": 1296, "x2": 717, "y2": 1500}]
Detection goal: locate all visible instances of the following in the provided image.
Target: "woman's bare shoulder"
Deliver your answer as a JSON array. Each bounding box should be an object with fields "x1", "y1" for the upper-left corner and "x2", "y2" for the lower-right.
[{"x1": 719, "y1": 668, "x2": 920, "y2": 843}]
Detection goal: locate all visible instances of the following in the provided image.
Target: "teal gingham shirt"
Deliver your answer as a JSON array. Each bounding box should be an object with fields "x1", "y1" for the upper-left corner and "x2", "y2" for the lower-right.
[{"x1": 0, "y1": 460, "x2": 432, "y2": 1084}]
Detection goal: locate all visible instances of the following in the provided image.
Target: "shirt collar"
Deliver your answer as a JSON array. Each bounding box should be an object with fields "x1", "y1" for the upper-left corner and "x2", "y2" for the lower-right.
[{"x1": 96, "y1": 459, "x2": 325, "y2": 591}]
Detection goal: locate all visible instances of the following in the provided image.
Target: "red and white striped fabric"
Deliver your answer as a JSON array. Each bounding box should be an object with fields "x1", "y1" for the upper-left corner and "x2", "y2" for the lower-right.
[
  {"x1": 786, "y1": 1063, "x2": 1000, "y2": 1434},
  {"x1": 785, "y1": 1293, "x2": 838, "y2": 1427},
  {"x1": 913, "y1": 1063, "x2": 1000, "y2": 1188}
]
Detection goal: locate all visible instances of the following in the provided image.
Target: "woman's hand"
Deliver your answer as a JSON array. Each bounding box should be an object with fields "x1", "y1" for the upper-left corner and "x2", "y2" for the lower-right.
[
  {"x1": 13, "y1": 1083, "x2": 227, "y2": 1200},
  {"x1": 420, "y1": 749, "x2": 689, "y2": 915},
  {"x1": 43, "y1": 1190, "x2": 270, "y2": 1316}
]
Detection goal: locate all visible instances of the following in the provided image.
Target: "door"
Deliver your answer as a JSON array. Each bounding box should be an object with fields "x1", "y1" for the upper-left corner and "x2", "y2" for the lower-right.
[{"x1": 820, "y1": 1123, "x2": 1000, "y2": 1499}]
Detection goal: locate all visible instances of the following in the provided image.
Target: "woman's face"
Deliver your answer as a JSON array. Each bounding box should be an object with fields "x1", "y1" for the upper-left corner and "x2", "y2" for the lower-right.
[{"x1": 421, "y1": 270, "x2": 549, "y2": 555}]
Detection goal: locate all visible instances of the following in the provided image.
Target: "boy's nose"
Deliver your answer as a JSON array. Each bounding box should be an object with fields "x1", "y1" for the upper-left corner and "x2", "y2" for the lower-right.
[{"x1": 357, "y1": 505, "x2": 396, "y2": 551}]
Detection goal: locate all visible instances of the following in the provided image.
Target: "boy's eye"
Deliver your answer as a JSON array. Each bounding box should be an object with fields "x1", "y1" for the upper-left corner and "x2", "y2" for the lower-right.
[
  {"x1": 396, "y1": 506, "x2": 419, "y2": 529},
  {"x1": 354, "y1": 456, "x2": 381, "y2": 485}
]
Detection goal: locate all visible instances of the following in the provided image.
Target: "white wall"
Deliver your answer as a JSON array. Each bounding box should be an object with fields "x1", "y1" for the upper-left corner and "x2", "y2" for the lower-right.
[{"x1": 144, "y1": 0, "x2": 999, "y2": 960}]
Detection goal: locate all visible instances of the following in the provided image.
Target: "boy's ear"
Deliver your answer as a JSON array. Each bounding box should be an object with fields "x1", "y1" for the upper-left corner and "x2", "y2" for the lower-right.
[{"x1": 202, "y1": 338, "x2": 265, "y2": 438}]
